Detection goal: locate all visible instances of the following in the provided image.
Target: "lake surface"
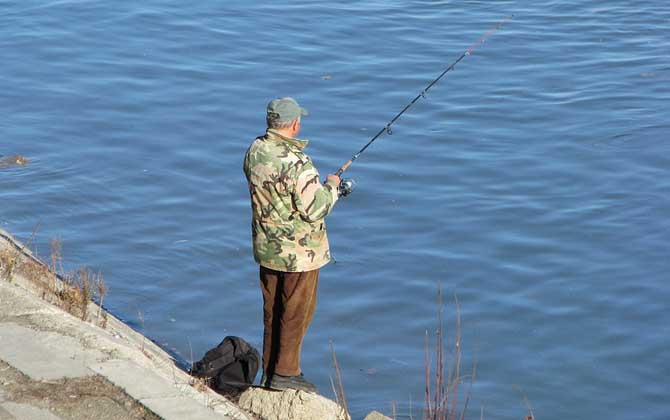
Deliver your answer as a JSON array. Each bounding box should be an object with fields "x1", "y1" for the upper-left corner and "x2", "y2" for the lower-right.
[{"x1": 1, "y1": 1, "x2": 668, "y2": 419}]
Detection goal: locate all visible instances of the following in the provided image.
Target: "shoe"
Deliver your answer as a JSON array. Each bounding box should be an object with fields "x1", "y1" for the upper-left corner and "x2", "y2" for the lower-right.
[{"x1": 268, "y1": 373, "x2": 317, "y2": 393}]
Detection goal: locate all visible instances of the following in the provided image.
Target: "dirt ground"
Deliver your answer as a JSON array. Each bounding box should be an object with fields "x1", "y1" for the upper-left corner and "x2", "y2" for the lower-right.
[{"x1": 0, "y1": 360, "x2": 161, "y2": 420}]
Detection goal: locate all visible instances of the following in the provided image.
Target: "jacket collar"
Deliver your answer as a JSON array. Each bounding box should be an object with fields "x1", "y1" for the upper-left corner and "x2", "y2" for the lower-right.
[{"x1": 265, "y1": 129, "x2": 309, "y2": 150}]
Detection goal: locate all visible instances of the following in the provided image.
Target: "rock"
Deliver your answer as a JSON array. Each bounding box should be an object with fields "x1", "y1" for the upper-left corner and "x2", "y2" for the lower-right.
[
  {"x1": 0, "y1": 155, "x2": 29, "y2": 169},
  {"x1": 239, "y1": 387, "x2": 350, "y2": 420},
  {"x1": 364, "y1": 410, "x2": 393, "y2": 420}
]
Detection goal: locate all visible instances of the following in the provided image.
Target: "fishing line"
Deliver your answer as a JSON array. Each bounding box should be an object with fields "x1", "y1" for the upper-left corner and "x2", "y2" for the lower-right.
[{"x1": 336, "y1": 15, "x2": 513, "y2": 182}]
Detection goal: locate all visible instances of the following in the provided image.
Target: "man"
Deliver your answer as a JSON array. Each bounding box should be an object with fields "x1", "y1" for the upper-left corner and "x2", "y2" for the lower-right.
[{"x1": 243, "y1": 97, "x2": 341, "y2": 393}]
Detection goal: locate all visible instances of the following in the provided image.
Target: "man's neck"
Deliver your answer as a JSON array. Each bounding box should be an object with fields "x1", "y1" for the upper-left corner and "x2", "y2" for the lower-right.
[{"x1": 271, "y1": 128, "x2": 298, "y2": 139}]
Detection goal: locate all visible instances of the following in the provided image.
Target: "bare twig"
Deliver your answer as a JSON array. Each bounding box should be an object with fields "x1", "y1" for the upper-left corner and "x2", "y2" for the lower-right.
[
  {"x1": 435, "y1": 283, "x2": 444, "y2": 417},
  {"x1": 330, "y1": 376, "x2": 339, "y2": 405},
  {"x1": 49, "y1": 236, "x2": 66, "y2": 277},
  {"x1": 458, "y1": 356, "x2": 477, "y2": 420},
  {"x1": 424, "y1": 330, "x2": 432, "y2": 418},
  {"x1": 96, "y1": 272, "x2": 108, "y2": 325},
  {"x1": 2, "y1": 222, "x2": 40, "y2": 282},
  {"x1": 188, "y1": 338, "x2": 195, "y2": 371},
  {"x1": 330, "y1": 341, "x2": 349, "y2": 418},
  {"x1": 23, "y1": 222, "x2": 41, "y2": 254},
  {"x1": 515, "y1": 385, "x2": 535, "y2": 420},
  {"x1": 78, "y1": 267, "x2": 92, "y2": 320},
  {"x1": 138, "y1": 310, "x2": 146, "y2": 354},
  {"x1": 448, "y1": 295, "x2": 462, "y2": 420},
  {"x1": 422, "y1": 286, "x2": 475, "y2": 420}
]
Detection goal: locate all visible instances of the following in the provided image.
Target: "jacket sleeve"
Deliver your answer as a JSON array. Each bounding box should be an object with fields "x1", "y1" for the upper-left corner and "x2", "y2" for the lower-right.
[{"x1": 292, "y1": 158, "x2": 339, "y2": 223}]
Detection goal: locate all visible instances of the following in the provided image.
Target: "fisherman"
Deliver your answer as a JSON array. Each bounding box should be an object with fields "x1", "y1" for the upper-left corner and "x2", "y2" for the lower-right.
[{"x1": 243, "y1": 97, "x2": 341, "y2": 393}]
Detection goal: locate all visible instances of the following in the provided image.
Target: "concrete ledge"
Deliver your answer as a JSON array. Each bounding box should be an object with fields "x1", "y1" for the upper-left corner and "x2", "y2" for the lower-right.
[
  {"x1": 0, "y1": 228, "x2": 253, "y2": 420},
  {"x1": 0, "y1": 323, "x2": 103, "y2": 380},
  {"x1": 139, "y1": 396, "x2": 230, "y2": 420},
  {"x1": 0, "y1": 402, "x2": 62, "y2": 420}
]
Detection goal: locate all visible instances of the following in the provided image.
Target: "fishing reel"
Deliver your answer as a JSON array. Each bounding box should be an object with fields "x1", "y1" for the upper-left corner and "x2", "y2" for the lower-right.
[{"x1": 338, "y1": 178, "x2": 356, "y2": 197}]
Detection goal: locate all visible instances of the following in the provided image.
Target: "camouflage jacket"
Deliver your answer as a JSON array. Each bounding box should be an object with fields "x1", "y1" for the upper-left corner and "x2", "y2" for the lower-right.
[{"x1": 243, "y1": 129, "x2": 339, "y2": 272}]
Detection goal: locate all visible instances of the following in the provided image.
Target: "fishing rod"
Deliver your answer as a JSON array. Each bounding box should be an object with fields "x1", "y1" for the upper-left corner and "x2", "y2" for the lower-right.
[{"x1": 336, "y1": 15, "x2": 513, "y2": 197}]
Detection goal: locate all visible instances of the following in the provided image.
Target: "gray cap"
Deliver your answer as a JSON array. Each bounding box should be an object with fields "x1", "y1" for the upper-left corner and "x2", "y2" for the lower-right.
[{"x1": 266, "y1": 97, "x2": 309, "y2": 123}]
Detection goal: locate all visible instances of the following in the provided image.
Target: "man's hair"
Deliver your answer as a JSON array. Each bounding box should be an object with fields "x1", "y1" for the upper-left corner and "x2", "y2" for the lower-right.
[{"x1": 267, "y1": 116, "x2": 298, "y2": 130}]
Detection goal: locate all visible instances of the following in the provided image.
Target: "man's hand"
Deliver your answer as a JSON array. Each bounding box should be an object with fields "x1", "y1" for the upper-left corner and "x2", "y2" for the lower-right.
[{"x1": 326, "y1": 174, "x2": 341, "y2": 187}]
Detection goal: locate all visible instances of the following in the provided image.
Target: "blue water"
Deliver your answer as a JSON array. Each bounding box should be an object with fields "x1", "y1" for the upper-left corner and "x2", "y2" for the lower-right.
[{"x1": 2, "y1": 1, "x2": 669, "y2": 419}]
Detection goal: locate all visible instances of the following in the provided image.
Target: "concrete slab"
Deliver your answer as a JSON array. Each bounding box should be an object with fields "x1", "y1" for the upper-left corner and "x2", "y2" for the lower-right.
[
  {"x1": 88, "y1": 359, "x2": 184, "y2": 400},
  {"x1": 0, "y1": 282, "x2": 59, "y2": 320},
  {"x1": 0, "y1": 402, "x2": 63, "y2": 420},
  {"x1": 0, "y1": 323, "x2": 99, "y2": 380},
  {"x1": 0, "y1": 406, "x2": 12, "y2": 420},
  {"x1": 139, "y1": 396, "x2": 225, "y2": 420}
]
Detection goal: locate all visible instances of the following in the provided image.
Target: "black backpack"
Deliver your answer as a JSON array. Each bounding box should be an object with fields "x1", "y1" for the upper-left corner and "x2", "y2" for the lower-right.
[{"x1": 190, "y1": 336, "x2": 260, "y2": 394}]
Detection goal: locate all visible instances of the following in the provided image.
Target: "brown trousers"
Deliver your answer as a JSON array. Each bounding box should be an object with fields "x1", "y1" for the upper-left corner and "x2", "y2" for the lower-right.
[{"x1": 259, "y1": 266, "x2": 319, "y2": 377}]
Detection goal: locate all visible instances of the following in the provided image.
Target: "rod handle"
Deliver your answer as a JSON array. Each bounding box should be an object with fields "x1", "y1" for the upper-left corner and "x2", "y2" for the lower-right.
[{"x1": 336, "y1": 159, "x2": 353, "y2": 177}]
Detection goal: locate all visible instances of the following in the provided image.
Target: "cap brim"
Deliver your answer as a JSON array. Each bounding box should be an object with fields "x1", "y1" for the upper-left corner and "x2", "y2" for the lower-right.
[{"x1": 300, "y1": 107, "x2": 309, "y2": 117}]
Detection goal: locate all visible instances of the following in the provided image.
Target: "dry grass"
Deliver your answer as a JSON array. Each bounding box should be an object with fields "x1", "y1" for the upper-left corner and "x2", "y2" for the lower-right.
[
  {"x1": 1, "y1": 223, "x2": 40, "y2": 283},
  {"x1": 96, "y1": 273, "x2": 108, "y2": 323},
  {"x1": 329, "y1": 341, "x2": 350, "y2": 419},
  {"x1": 1, "y1": 232, "x2": 109, "y2": 327},
  {"x1": 50, "y1": 236, "x2": 64, "y2": 274},
  {"x1": 423, "y1": 285, "x2": 475, "y2": 420},
  {"x1": 190, "y1": 375, "x2": 211, "y2": 393},
  {"x1": 422, "y1": 286, "x2": 534, "y2": 420},
  {"x1": 0, "y1": 248, "x2": 16, "y2": 282},
  {"x1": 186, "y1": 338, "x2": 215, "y2": 408},
  {"x1": 55, "y1": 266, "x2": 100, "y2": 321}
]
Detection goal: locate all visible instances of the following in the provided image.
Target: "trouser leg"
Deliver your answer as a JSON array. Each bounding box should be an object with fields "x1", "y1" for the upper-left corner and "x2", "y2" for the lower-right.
[
  {"x1": 259, "y1": 266, "x2": 319, "y2": 377},
  {"x1": 276, "y1": 269, "x2": 319, "y2": 376},
  {"x1": 259, "y1": 266, "x2": 280, "y2": 377}
]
